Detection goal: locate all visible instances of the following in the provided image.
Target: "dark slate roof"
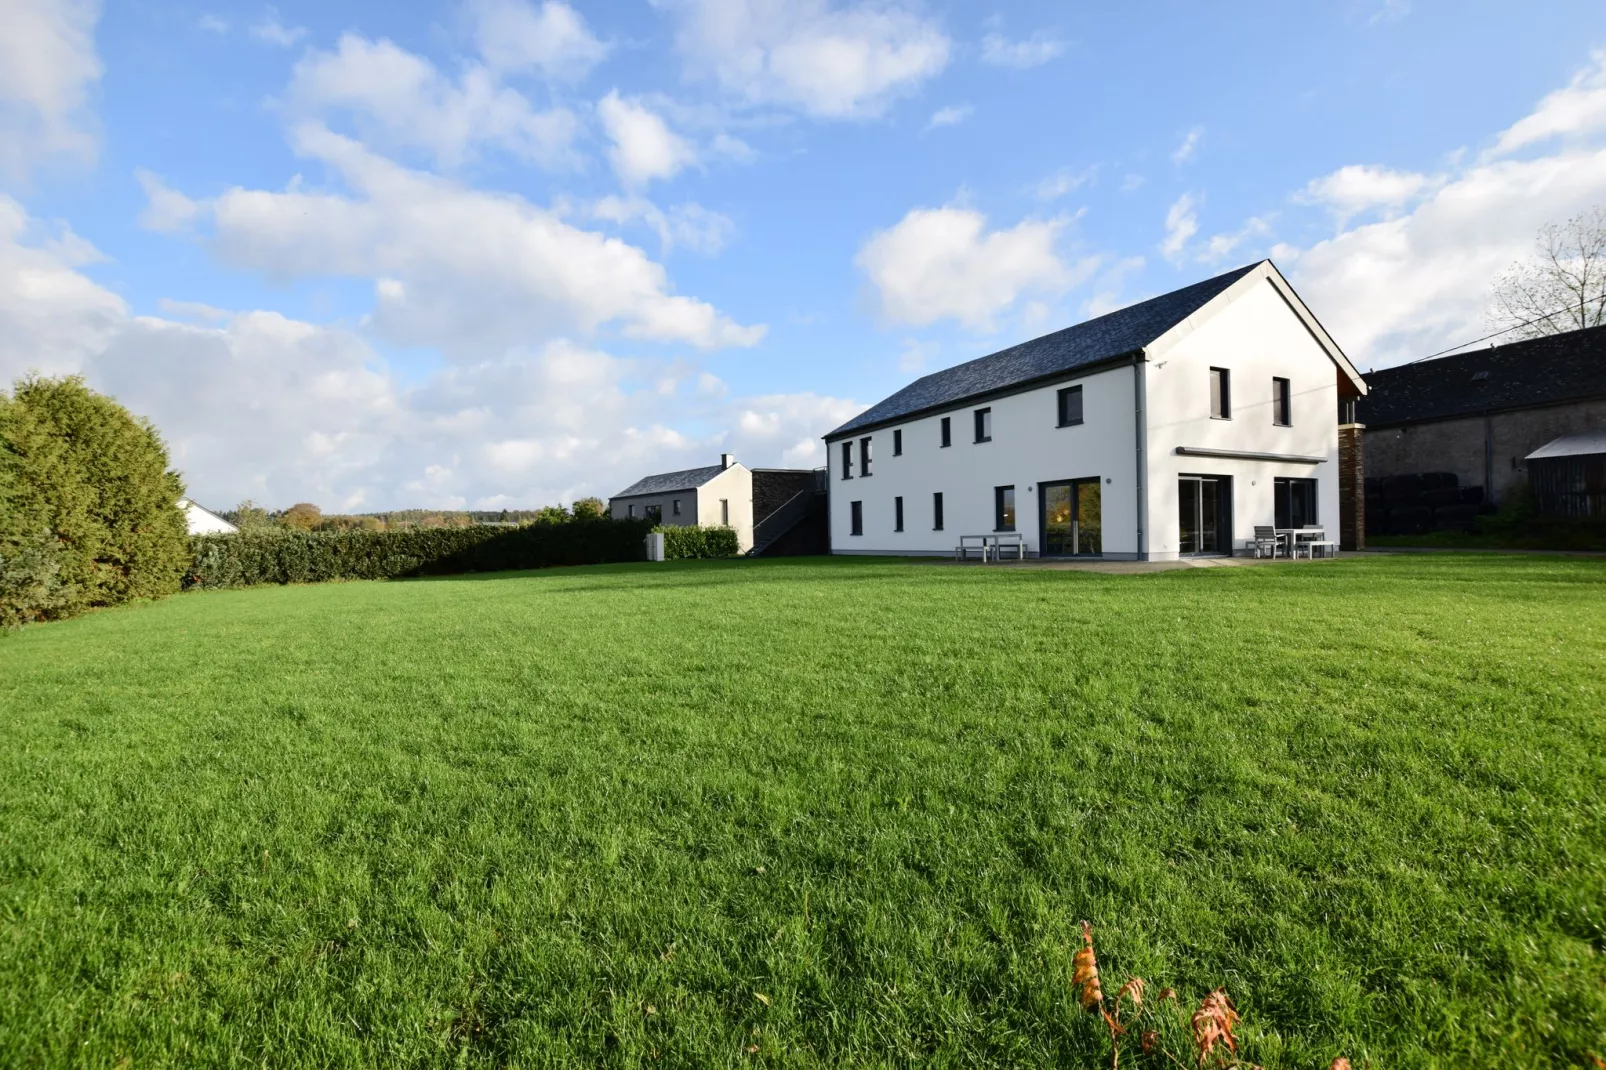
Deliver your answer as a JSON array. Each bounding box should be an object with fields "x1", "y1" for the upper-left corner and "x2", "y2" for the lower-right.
[
  {"x1": 1358, "y1": 325, "x2": 1606, "y2": 427},
  {"x1": 826, "y1": 261, "x2": 1263, "y2": 439},
  {"x1": 612, "y1": 463, "x2": 728, "y2": 499}
]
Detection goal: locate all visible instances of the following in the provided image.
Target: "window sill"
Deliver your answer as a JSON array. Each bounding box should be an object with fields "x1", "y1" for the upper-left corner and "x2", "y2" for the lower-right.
[
  {"x1": 974, "y1": 437, "x2": 992, "y2": 444},
  {"x1": 1211, "y1": 415, "x2": 1232, "y2": 421},
  {"x1": 1056, "y1": 420, "x2": 1084, "y2": 429}
]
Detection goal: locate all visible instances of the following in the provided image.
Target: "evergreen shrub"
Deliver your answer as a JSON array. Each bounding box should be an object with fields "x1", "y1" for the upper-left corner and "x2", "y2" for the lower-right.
[{"x1": 654, "y1": 525, "x2": 741, "y2": 559}]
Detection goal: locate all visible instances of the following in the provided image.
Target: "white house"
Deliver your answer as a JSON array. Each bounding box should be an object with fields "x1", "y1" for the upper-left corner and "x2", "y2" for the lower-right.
[
  {"x1": 178, "y1": 498, "x2": 239, "y2": 535},
  {"x1": 823, "y1": 261, "x2": 1368, "y2": 560},
  {"x1": 609, "y1": 455, "x2": 756, "y2": 551}
]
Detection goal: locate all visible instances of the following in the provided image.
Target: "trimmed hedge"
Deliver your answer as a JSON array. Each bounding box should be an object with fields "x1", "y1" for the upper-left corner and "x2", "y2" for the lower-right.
[
  {"x1": 187, "y1": 518, "x2": 654, "y2": 589},
  {"x1": 654, "y1": 525, "x2": 741, "y2": 559}
]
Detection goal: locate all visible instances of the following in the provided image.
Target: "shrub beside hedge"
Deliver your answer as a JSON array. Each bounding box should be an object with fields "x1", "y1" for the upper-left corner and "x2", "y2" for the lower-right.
[
  {"x1": 187, "y1": 518, "x2": 654, "y2": 588},
  {"x1": 654, "y1": 525, "x2": 741, "y2": 559}
]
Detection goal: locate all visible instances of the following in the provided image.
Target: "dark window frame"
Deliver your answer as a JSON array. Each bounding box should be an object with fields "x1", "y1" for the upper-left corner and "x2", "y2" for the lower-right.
[
  {"x1": 994, "y1": 485, "x2": 1016, "y2": 532},
  {"x1": 1210, "y1": 367, "x2": 1232, "y2": 420},
  {"x1": 1273, "y1": 477, "x2": 1318, "y2": 529},
  {"x1": 892, "y1": 428, "x2": 903, "y2": 456},
  {"x1": 849, "y1": 500, "x2": 863, "y2": 536},
  {"x1": 859, "y1": 436, "x2": 873, "y2": 477},
  {"x1": 894, "y1": 496, "x2": 904, "y2": 532},
  {"x1": 1272, "y1": 377, "x2": 1291, "y2": 426},
  {"x1": 628, "y1": 504, "x2": 638, "y2": 518},
  {"x1": 940, "y1": 416, "x2": 952, "y2": 448},
  {"x1": 1057, "y1": 385, "x2": 1084, "y2": 427},
  {"x1": 840, "y1": 439, "x2": 853, "y2": 480},
  {"x1": 646, "y1": 503, "x2": 662, "y2": 523},
  {"x1": 671, "y1": 499, "x2": 682, "y2": 516},
  {"x1": 974, "y1": 407, "x2": 993, "y2": 443},
  {"x1": 933, "y1": 492, "x2": 944, "y2": 531},
  {"x1": 720, "y1": 499, "x2": 730, "y2": 526}
]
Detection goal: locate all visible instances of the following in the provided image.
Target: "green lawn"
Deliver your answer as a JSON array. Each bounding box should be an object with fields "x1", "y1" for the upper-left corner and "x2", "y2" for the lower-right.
[{"x1": 1, "y1": 556, "x2": 1603, "y2": 1068}]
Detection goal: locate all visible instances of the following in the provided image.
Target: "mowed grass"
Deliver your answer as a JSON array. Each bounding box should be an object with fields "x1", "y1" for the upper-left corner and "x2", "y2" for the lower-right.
[{"x1": 1, "y1": 556, "x2": 1603, "y2": 1069}]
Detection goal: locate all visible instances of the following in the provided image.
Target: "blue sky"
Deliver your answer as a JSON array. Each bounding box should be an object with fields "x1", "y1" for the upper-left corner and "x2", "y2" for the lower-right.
[{"x1": 4, "y1": 0, "x2": 1606, "y2": 511}]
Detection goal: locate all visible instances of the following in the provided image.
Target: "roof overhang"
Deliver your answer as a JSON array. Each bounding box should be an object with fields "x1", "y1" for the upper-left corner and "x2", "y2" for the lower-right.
[{"x1": 1146, "y1": 260, "x2": 1368, "y2": 397}]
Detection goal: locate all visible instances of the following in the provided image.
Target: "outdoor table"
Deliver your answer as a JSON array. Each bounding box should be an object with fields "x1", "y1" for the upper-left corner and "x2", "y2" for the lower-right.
[{"x1": 1276, "y1": 528, "x2": 1327, "y2": 558}]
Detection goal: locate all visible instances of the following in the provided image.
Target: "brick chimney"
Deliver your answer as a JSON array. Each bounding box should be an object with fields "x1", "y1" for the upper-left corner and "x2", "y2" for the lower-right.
[{"x1": 1338, "y1": 412, "x2": 1365, "y2": 551}]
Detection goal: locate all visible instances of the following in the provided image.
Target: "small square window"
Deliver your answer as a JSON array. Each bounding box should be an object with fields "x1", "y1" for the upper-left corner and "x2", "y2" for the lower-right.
[
  {"x1": 894, "y1": 496, "x2": 904, "y2": 532},
  {"x1": 646, "y1": 504, "x2": 662, "y2": 523},
  {"x1": 994, "y1": 485, "x2": 1015, "y2": 531},
  {"x1": 933, "y1": 492, "x2": 944, "y2": 531},
  {"x1": 1272, "y1": 377, "x2": 1291, "y2": 426},
  {"x1": 859, "y1": 436, "x2": 872, "y2": 477},
  {"x1": 974, "y1": 407, "x2": 992, "y2": 443},
  {"x1": 841, "y1": 439, "x2": 853, "y2": 479},
  {"x1": 850, "y1": 500, "x2": 863, "y2": 536},
  {"x1": 893, "y1": 428, "x2": 903, "y2": 456},
  {"x1": 1210, "y1": 368, "x2": 1231, "y2": 419},
  {"x1": 1057, "y1": 385, "x2": 1083, "y2": 427},
  {"x1": 940, "y1": 416, "x2": 951, "y2": 448}
]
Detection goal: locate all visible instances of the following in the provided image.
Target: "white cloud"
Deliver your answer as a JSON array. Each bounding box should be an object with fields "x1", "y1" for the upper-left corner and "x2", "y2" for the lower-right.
[
  {"x1": 199, "y1": 124, "x2": 760, "y2": 356},
  {"x1": 856, "y1": 204, "x2": 1088, "y2": 330},
  {"x1": 286, "y1": 33, "x2": 580, "y2": 169},
  {"x1": 470, "y1": 0, "x2": 609, "y2": 80},
  {"x1": 591, "y1": 195, "x2": 736, "y2": 254},
  {"x1": 1035, "y1": 166, "x2": 1094, "y2": 201},
  {"x1": 1297, "y1": 164, "x2": 1439, "y2": 225},
  {"x1": 0, "y1": 0, "x2": 102, "y2": 179},
  {"x1": 664, "y1": 0, "x2": 951, "y2": 119},
  {"x1": 1488, "y1": 47, "x2": 1606, "y2": 158},
  {"x1": 251, "y1": 9, "x2": 307, "y2": 48},
  {"x1": 1200, "y1": 216, "x2": 1272, "y2": 264},
  {"x1": 0, "y1": 196, "x2": 124, "y2": 377},
  {"x1": 597, "y1": 91, "x2": 699, "y2": 186},
  {"x1": 925, "y1": 104, "x2": 972, "y2": 131},
  {"x1": 1171, "y1": 125, "x2": 1202, "y2": 165},
  {"x1": 979, "y1": 32, "x2": 1062, "y2": 70},
  {"x1": 1160, "y1": 193, "x2": 1198, "y2": 262},
  {"x1": 135, "y1": 170, "x2": 202, "y2": 233},
  {"x1": 1082, "y1": 255, "x2": 1145, "y2": 318},
  {"x1": 730, "y1": 392, "x2": 863, "y2": 467},
  {"x1": 1281, "y1": 51, "x2": 1606, "y2": 367}
]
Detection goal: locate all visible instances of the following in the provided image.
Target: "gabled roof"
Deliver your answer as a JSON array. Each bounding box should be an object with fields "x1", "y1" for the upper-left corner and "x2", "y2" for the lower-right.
[
  {"x1": 827, "y1": 262, "x2": 1270, "y2": 439},
  {"x1": 1358, "y1": 325, "x2": 1606, "y2": 427},
  {"x1": 612, "y1": 463, "x2": 731, "y2": 499},
  {"x1": 1527, "y1": 431, "x2": 1606, "y2": 461}
]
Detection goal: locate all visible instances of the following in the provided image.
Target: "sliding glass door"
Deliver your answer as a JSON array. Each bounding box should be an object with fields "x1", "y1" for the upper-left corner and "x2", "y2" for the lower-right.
[
  {"x1": 1178, "y1": 475, "x2": 1230, "y2": 555},
  {"x1": 1040, "y1": 478, "x2": 1102, "y2": 556}
]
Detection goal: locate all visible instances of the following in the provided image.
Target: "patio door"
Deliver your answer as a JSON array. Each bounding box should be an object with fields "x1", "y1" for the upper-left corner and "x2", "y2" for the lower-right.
[
  {"x1": 1178, "y1": 475, "x2": 1230, "y2": 555},
  {"x1": 1040, "y1": 478, "x2": 1102, "y2": 556}
]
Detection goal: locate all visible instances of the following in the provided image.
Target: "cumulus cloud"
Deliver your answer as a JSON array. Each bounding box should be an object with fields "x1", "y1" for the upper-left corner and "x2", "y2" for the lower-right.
[
  {"x1": 470, "y1": 0, "x2": 609, "y2": 80},
  {"x1": 979, "y1": 32, "x2": 1062, "y2": 70},
  {"x1": 925, "y1": 104, "x2": 972, "y2": 131},
  {"x1": 1297, "y1": 163, "x2": 1439, "y2": 225},
  {"x1": 0, "y1": 0, "x2": 102, "y2": 178},
  {"x1": 286, "y1": 33, "x2": 580, "y2": 169},
  {"x1": 856, "y1": 204, "x2": 1088, "y2": 330},
  {"x1": 1159, "y1": 193, "x2": 1198, "y2": 262},
  {"x1": 663, "y1": 0, "x2": 950, "y2": 119},
  {"x1": 1488, "y1": 48, "x2": 1606, "y2": 158},
  {"x1": 597, "y1": 91, "x2": 699, "y2": 186},
  {"x1": 135, "y1": 170, "x2": 203, "y2": 233},
  {"x1": 198, "y1": 124, "x2": 762, "y2": 356},
  {"x1": 591, "y1": 195, "x2": 736, "y2": 254}
]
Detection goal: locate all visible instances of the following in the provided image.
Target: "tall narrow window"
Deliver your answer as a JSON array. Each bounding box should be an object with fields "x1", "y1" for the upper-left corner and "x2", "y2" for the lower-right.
[
  {"x1": 940, "y1": 416, "x2": 952, "y2": 448},
  {"x1": 994, "y1": 485, "x2": 1016, "y2": 531},
  {"x1": 1057, "y1": 385, "x2": 1084, "y2": 427},
  {"x1": 850, "y1": 500, "x2": 863, "y2": 536},
  {"x1": 841, "y1": 439, "x2": 853, "y2": 479},
  {"x1": 628, "y1": 504, "x2": 638, "y2": 518},
  {"x1": 932, "y1": 492, "x2": 944, "y2": 531},
  {"x1": 1210, "y1": 368, "x2": 1231, "y2": 419},
  {"x1": 894, "y1": 496, "x2": 904, "y2": 532},
  {"x1": 974, "y1": 407, "x2": 992, "y2": 442},
  {"x1": 1272, "y1": 377, "x2": 1291, "y2": 426},
  {"x1": 720, "y1": 499, "x2": 730, "y2": 526},
  {"x1": 672, "y1": 499, "x2": 682, "y2": 516},
  {"x1": 859, "y1": 436, "x2": 872, "y2": 477},
  {"x1": 893, "y1": 428, "x2": 903, "y2": 456}
]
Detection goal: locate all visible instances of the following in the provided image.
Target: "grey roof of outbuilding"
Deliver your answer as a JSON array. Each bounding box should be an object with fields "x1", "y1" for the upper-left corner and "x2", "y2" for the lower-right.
[
  {"x1": 611, "y1": 464, "x2": 728, "y2": 499},
  {"x1": 826, "y1": 261, "x2": 1263, "y2": 439},
  {"x1": 1357, "y1": 325, "x2": 1606, "y2": 427}
]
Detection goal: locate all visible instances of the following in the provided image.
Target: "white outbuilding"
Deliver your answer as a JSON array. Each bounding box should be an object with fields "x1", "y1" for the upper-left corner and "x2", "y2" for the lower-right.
[
  {"x1": 823, "y1": 260, "x2": 1368, "y2": 561},
  {"x1": 178, "y1": 498, "x2": 239, "y2": 535}
]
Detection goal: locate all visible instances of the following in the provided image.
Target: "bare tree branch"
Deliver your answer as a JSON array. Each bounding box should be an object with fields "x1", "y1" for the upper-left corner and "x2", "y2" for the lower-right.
[{"x1": 1488, "y1": 206, "x2": 1606, "y2": 339}]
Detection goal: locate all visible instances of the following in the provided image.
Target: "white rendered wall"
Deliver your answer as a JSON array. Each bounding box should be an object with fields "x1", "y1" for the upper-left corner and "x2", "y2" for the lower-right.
[
  {"x1": 826, "y1": 364, "x2": 1140, "y2": 556},
  {"x1": 696, "y1": 464, "x2": 755, "y2": 551},
  {"x1": 1143, "y1": 276, "x2": 1342, "y2": 558},
  {"x1": 180, "y1": 501, "x2": 238, "y2": 535}
]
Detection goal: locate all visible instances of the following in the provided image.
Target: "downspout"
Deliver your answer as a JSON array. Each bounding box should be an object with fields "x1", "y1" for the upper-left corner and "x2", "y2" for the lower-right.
[
  {"x1": 1483, "y1": 411, "x2": 1494, "y2": 505},
  {"x1": 1133, "y1": 352, "x2": 1148, "y2": 560}
]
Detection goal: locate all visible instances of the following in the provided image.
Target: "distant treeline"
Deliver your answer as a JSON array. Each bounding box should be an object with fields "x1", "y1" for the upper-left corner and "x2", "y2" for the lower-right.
[{"x1": 221, "y1": 499, "x2": 611, "y2": 533}]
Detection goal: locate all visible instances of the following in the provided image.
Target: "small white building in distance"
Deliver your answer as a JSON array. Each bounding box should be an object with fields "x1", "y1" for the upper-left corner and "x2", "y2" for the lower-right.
[
  {"x1": 823, "y1": 260, "x2": 1368, "y2": 560},
  {"x1": 609, "y1": 454, "x2": 755, "y2": 551},
  {"x1": 178, "y1": 499, "x2": 239, "y2": 535}
]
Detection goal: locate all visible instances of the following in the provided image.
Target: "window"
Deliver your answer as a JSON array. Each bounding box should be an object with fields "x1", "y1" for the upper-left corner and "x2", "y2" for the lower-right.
[
  {"x1": 860, "y1": 436, "x2": 873, "y2": 477},
  {"x1": 974, "y1": 407, "x2": 992, "y2": 442},
  {"x1": 720, "y1": 499, "x2": 730, "y2": 526},
  {"x1": 1210, "y1": 367, "x2": 1231, "y2": 419},
  {"x1": 1339, "y1": 397, "x2": 1357, "y2": 424},
  {"x1": 894, "y1": 496, "x2": 904, "y2": 532},
  {"x1": 1272, "y1": 378, "x2": 1291, "y2": 426},
  {"x1": 850, "y1": 500, "x2": 863, "y2": 536},
  {"x1": 940, "y1": 416, "x2": 952, "y2": 448},
  {"x1": 841, "y1": 439, "x2": 853, "y2": 479},
  {"x1": 628, "y1": 504, "x2": 638, "y2": 518},
  {"x1": 1057, "y1": 385, "x2": 1084, "y2": 427},
  {"x1": 994, "y1": 485, "x2": 1016, "y2": 531},
  {"x1": 646, "y1": 504, "x2": 662, "y2": 523},
  {"x1": 933, "y1": 492, "x2": 944, "y2": 531},
  {"x1": 1274, "y1": 478, "x2": 1318, "y2": 529},
  {"x1": 672, "y1": 499, "x2": 682, "y2": 516},
  {"x1": 893, "y1": 428, "x2": 903, "y2": 456}
]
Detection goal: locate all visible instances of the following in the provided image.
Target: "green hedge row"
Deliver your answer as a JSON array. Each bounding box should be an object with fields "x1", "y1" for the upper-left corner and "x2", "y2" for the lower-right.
[
  {"x1": 187, "y1": 518, "x2": 654, "y2": 589},
  {"x1": 654, "y1": 525, "x2": 741, "y2": 559}
]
